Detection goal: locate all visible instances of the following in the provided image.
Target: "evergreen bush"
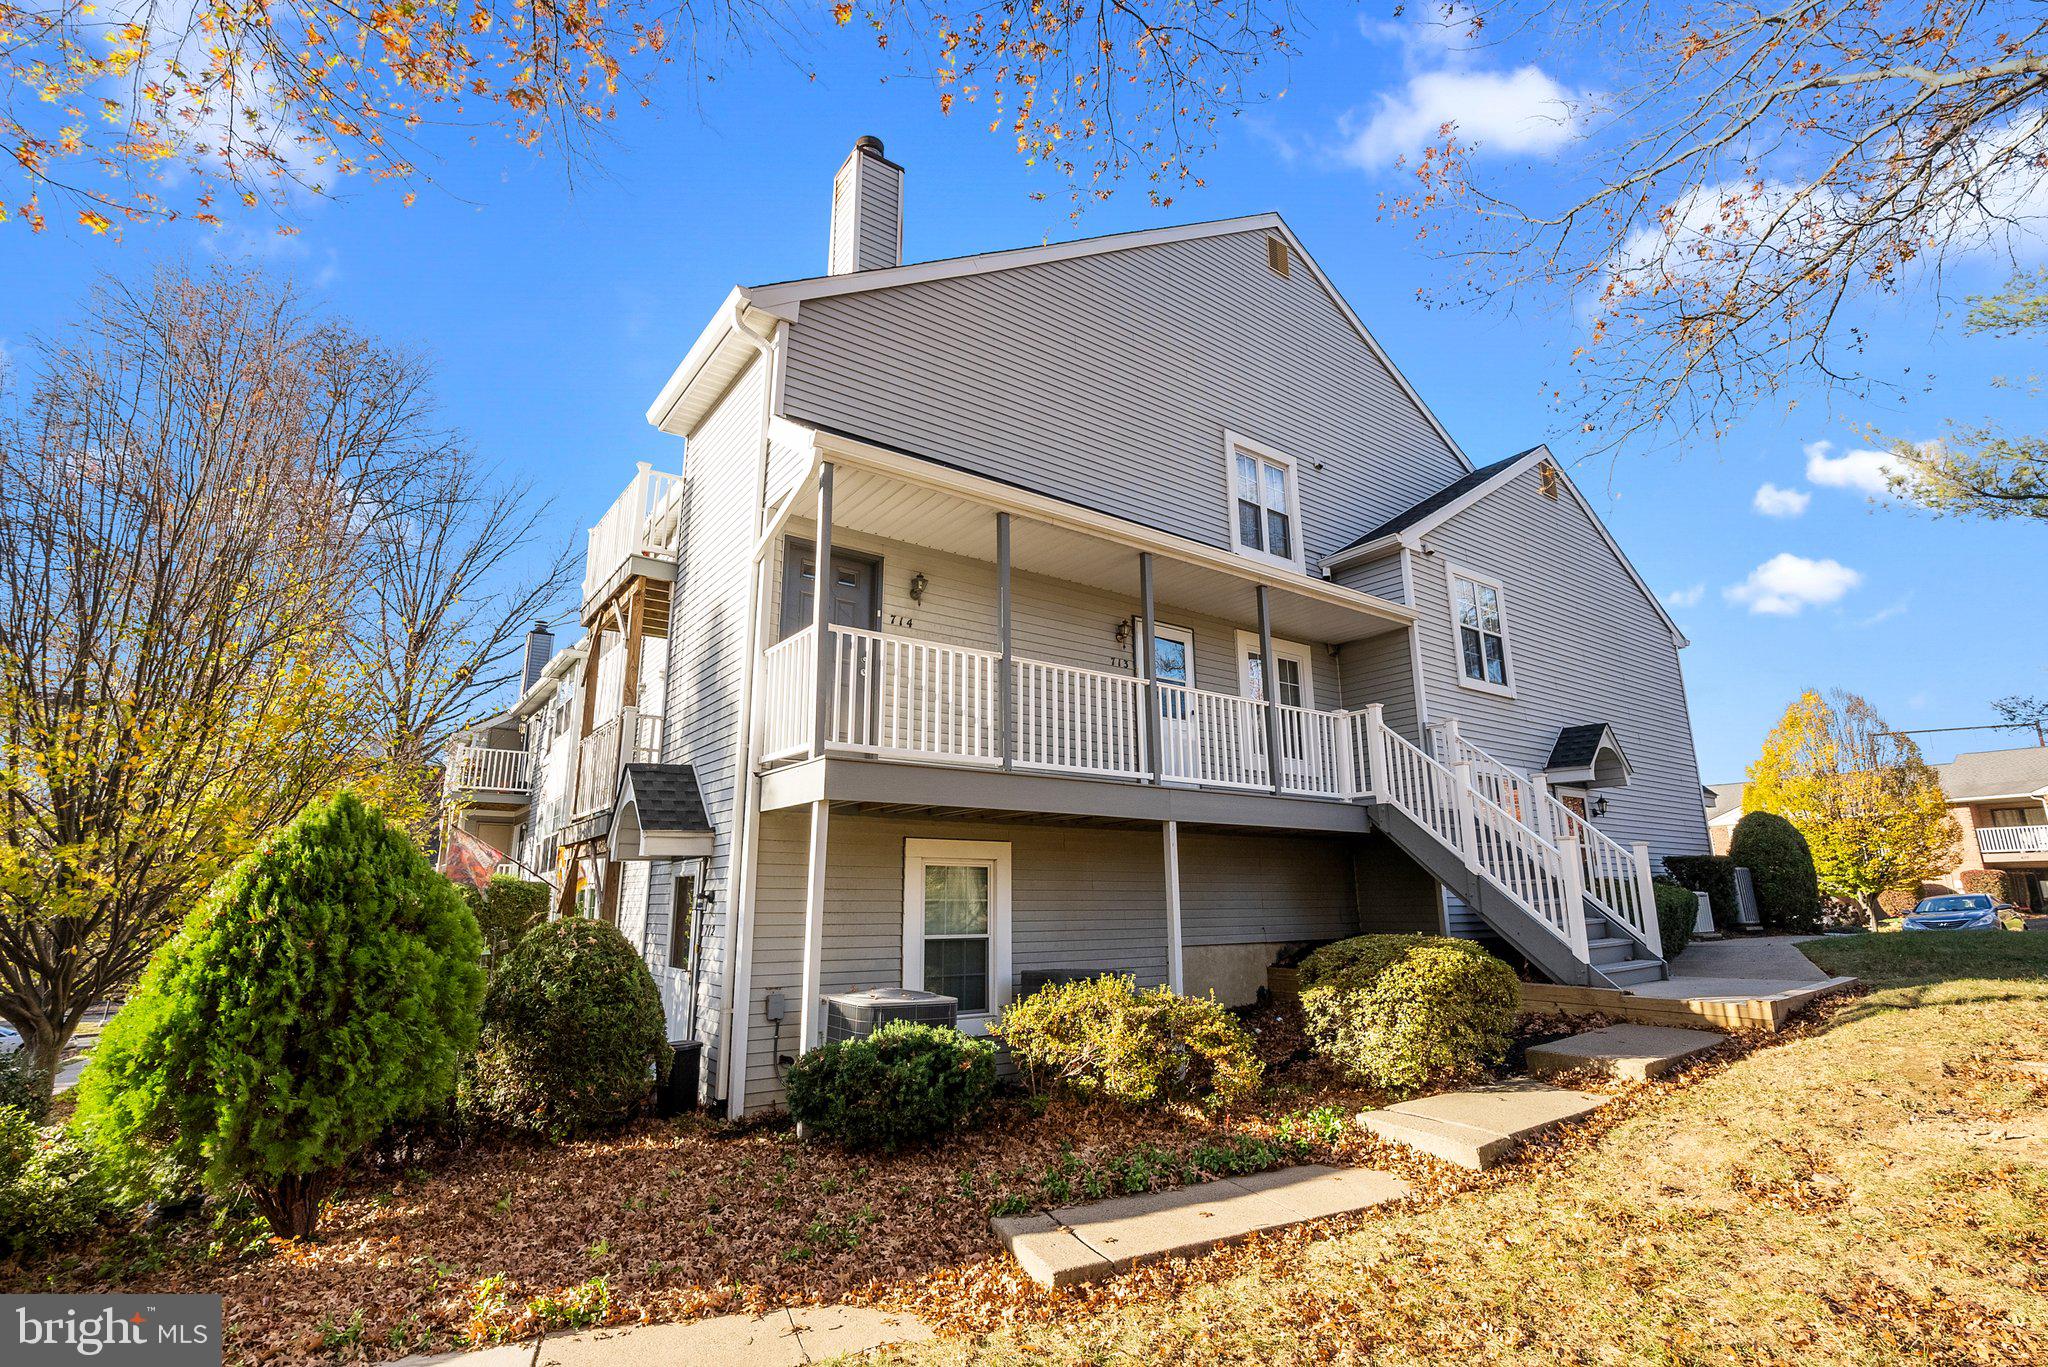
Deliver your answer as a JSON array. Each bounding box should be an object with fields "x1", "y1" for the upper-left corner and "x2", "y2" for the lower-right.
[
  {"x1": 72, "y1": 791, "x2": 484, "y2": 1239},
  {"x1": 0, "y1": 1106, "x2": 112, "y2": 1259},
  {"x1": 1663, "y1": 854, "x2": 1740, "y2": 931},
  {"x1": 462, "y1": 875, "x2": 550, "y2": 958},
  {"x1": 1730, "y1": 812, "x2": 1823, "y2": 932},
  {"x1": 1652, "y1": 879, "x2": 1698, "y2": 961},
  {"x1": 785, "y1": 1021, "x2": 996, "y2": 1151},
  {"x1": 993, "y1": 975, "x2": 1263, "y2": 1108},
  {"x1": 1297, "y1": 935, "x2": 1518, "y2": 1093},
  {"x1": 469, "y1": 918, "x2": 668, "y2": 1139}
]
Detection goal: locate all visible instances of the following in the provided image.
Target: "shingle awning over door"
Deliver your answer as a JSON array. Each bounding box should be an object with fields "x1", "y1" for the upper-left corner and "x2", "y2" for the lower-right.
[
  {"x1": 611, "y1": 764, "x2": 716, "y2": 860},
  {"x1": 1543, "y1": 724, "x2": 1633, "y2": 789}
]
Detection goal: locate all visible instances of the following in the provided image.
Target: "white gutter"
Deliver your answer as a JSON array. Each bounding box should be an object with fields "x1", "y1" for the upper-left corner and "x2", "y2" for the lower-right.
[{"x1": 710, "y1": 299, "x2": 785, "y2": 1119}]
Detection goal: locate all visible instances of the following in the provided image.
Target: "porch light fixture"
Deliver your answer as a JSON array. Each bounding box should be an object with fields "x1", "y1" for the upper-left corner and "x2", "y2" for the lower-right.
[
  {"x1": 908, "y1": 572, "x2": 929, "y2": 604},
  {"x1": 1591, "y1": 796, "x2": 1610, "y2": 818},
  {"x1": 1114, "y1": 617, "x2": 1134, "y2": 647}
]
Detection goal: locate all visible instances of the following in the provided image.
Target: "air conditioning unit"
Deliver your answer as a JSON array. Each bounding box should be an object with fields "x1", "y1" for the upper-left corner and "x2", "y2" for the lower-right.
[{"x1": 823, "y1": 988, "x2": 957, "y2": 1043}]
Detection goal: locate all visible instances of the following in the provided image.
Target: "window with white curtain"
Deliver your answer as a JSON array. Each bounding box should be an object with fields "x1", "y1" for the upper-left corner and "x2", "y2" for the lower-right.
[
  {"x1": 1225, "y1": 433, "x2": 1302, "y2": 569},
  {"x1": 1449, "y1": 566, "x2": 1513, "y2": 694}
]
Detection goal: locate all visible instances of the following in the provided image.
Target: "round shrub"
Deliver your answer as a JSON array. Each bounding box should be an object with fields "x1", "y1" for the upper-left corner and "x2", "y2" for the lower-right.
[
  {"x1": 463, "y1": 874, "x2": 551, "y2": 958},
  {"x1": 1730, "y1": 812, "x2": 1823, "y2": 932},
  {"x1": 73, "y1": 790, "x2": 484, "y2": 1239},
  {"x1": 1297, "y1": 935, "x2": 1518, "y2": 1093},
  {"x1": 1653, "y1": 880, "x2": 1698, "y2": 961},
  {"x1": 786, "y1": 1021, "x2": 996, "y2": 1151},
  {"x1": 1877, "y1": 886, "x2": 1921, "y2": 917},
  {"x1": 470, "y1": 917, "x2": 668, "y2": 1139},
  {"x1": 993, "y1": 975, "x2": 1264, "y2": 1108},
  {"x1": 0, "y1": 1106, "x2": 112, "y2": 1260}
]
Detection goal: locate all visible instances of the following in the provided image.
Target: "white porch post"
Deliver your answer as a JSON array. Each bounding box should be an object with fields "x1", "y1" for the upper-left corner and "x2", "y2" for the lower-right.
[
  {"x1": 1529, "y1": 772, "x2": 1553, "y2": 841},
  {"x1": 1360, "y1": 703, "x2": 1387, "y2": 803},
  {"x1": 1162, "y1": 820, "x2": 1184, "y2": 993},
  {"x1": 810, "y1": 461, "x2": 835, "y2": 759},
  {"x1": 1451, "y1": 759, "x2": 1482, "y2": 871},
  {"x1": 797, "y1": 799, "x2": 830, "y2": 1053},
  {"x1": 1256, "y1": 585, "x2": 1283, "y2": 795},
  {"x1": 1558, "y1": 834, "x2": 1591, "y2": 958},
  {"x1": 1632, "y1": 840, "x2": 1660, "y2": 953}
]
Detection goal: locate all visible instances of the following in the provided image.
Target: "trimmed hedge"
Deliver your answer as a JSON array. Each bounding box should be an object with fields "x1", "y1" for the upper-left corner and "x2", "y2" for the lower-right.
[
  {"x1": 469, "y1": 918, "x2": 669, "y2": 1139},
  {"x1": 994, "y1": 976, "x2": 1263, "y2": 1108},
  {"x1": 786, "y1": 1021, "x2": 995, "y2": 1151},
  {"x1": 73, "y1": 791, "x2": 485, "y2": 1240},
  {"x1": 1663, "y1": 854, "x2": 1739, "y2": 932},
  {"x1": 1960, "y1": 869, "x2": 2026, "y2": 906},
  {"x1": 1729, "y1": 812, "x2": 1823, "y2": 933},
  {"x1": 1877, "y1": 887, "x2": 1921, "y2": 917},
  {"x1": 1297, "y1": 936, "x2": 1518, "y2": 1093},
  {"x1": 463, "y1": 875, "x2": 551, "y2": 958},
  {"x1": 1652, "y1": 880, "x2": 1698, "y2": 961},
  {"x1": 0, "y1": 1106, "x2": 112, "y2": 1260}
]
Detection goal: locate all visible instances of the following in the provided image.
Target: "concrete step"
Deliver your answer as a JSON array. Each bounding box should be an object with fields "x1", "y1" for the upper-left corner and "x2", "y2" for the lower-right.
[
  {"x1": 993, "y1": 1164, "x2": 1411, "y2": 1287},
  {"x1": 1586, "y1": 936, "x2": 1638, "y2": 965},
  {"x1": 1600, "y1": 958, "x2": 1667, "y2": 986},
  {"x1": 1525, "y1": 1023, "x2": 1727, "y2": 1081},
  {"x1": 1358, "y1": 1079, "x2": 1609, "y2": 1170}
]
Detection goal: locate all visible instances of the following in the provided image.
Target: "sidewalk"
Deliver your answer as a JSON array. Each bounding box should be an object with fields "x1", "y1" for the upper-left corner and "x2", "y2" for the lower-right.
[{"x1": 399, "y1": 1307, "x2": 930, "y2": 1367}]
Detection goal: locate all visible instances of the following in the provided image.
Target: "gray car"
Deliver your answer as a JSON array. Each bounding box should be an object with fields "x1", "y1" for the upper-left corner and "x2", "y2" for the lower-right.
[{"x1": 1902, "y1": 894, "x2": 2004, "y2": 931}]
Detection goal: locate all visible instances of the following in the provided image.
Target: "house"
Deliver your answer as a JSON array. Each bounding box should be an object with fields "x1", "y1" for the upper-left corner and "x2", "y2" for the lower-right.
[
  {"x1": 1702, "y1": 746, "x2": 2048, "y2": 909},
  {"x1": 444, "y1": 139, "x2": 1713, "y2": 1117}
]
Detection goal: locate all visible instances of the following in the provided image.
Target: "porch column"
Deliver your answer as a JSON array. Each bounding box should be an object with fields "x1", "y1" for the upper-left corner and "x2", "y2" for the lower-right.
[
  {"x1": 1256, "y1": 585, "x2": 1283, "y2": 796},
  {"x1": 1139, "y1": 552, "x2": 1161, "y2": 784},
  {"x1": 1162, "y1": 820, "x2": 1185, "y2": 993},
  {"x1": 810, "y1": 461, "x2": 835, "y2": 760},
  {"x1": 997, "y1": 512, "x2": 1014, "y2": 771},
  {"x1": 1632, "y1": 841, "x2": 1660, "y2": 947},
  {"x1": 797, "y1": 799, "x2": 830, "y2": 1053}
]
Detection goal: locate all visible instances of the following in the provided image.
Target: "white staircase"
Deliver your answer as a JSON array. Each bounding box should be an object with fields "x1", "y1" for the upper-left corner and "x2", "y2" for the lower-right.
[{"x1": 1353, "y1": 707, "x2": 1665, "y2": 989}]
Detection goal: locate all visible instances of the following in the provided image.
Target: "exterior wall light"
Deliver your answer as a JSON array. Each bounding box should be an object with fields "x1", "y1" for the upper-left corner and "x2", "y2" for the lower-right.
[{"x1": 908, "y1": 572, "x2": 928, "y2": 604}]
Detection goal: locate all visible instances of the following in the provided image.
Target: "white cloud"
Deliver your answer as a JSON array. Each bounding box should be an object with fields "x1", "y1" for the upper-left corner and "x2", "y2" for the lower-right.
[
  {"x1": 1857, "y1": 598, "x2": 1910, "y2": 627},
  {"x1": 1663, "y1": 582, "x2": 1706, "y2": 608},
  {"x1": 1723, "y1": 553, "x2": 1862, "y2": 616},
  {"x1": 1803, "y1": 439, "x2": 1905, "y2": 496},
  {"x1": 1343, "y1": 67, "x2": 1585, "y2": 166},
  {"x1": 1752, "y1": 482, "x2": 1811, "y2": 518}
]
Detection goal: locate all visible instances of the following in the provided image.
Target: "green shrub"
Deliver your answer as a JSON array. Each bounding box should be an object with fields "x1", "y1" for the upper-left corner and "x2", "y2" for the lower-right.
[
  {"x1": 71, "y1": 791, "x2": 484, "y2": 1241},
  {"x1": 992, "y1": 976, "x2": 1264, "y2": 1108},
  {"x1": 0, "y1": 1105, "x2": 113, "y2": 1259},
  {"x1": 1663, "y1": 854, "x2": 1739, "y2": 932},
  {"x1": 1653, "y1": 880, "x2": 1698, "y2": 961},
  {"x1": 0, "y1": 1048, "x2": 48, "y2": 1122},
  {"x1": 1297, "y1": 935, "x2": 1518, "y2": 1093},
  {"x1": 469, "y1": 918, "x2": 668, "y2": 1139},
  {"x1": 462, "y1": 875, "x2": 550, "y2": 958},
  {"x1": 1730, "y1": 812, "x2": 1823, "y2": 932},
  {"x1": 785, "y1": 1021, "x2": 995, "y2": 1151},
  {"x1": 1960, "y1": 870, "x2": 2027, "y2": 907},
  {"x1": 1877, "y1": 887, "x2": 1922, "y2": 917}
]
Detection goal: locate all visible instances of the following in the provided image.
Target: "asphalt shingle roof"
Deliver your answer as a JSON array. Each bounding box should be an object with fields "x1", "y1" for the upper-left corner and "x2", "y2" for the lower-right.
[
  {"x1": 1333, "y1": 449, "x2": 1538, "y2": 555},
  {"x1": 1937, "y1": 748, "x2": 2048, "y2": 801},
  {"x1": 1545, "y1": 723, "x2": 1616, "y2": 773},
  {"x1": 619, "y1": 764, "x2": 712, "y2": 833}
]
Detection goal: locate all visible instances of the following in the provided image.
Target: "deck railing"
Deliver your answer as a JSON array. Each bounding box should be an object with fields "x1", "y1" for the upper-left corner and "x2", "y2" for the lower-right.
[
  {"x1": 1978, "y1": 824, "x2": 2048, "y2": 856},
  {"x1": 571, "y1": 707, "x2": 663, "y2": 819},
  {"x1": 583, "y1": 463, "x2": 684, "y2": 601},
  {"x1": 444, "y1": 744, "x2": 530, "y2": 795}
]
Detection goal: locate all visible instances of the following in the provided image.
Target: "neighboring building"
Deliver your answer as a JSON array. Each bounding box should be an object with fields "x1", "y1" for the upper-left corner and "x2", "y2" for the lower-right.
[
  {"x1": 446, "y1": 139, "x2": 1713, "y2": 1117},
  {"x1": 1702, "y1": 746, "x2": 2048, "y2": 908}
]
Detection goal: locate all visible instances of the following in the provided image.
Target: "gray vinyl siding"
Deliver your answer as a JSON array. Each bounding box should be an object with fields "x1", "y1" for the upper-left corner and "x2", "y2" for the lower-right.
[
  {"x1": 1177, "y1": 833, "x2": 1359, "y2": 947},
  {"x1": 1411, "y1": 466, "x2": 1711, "y2": 868},
  {"x1": 1354, "y1": 833, "x2": 1444, "y2": 935},
  {"x1": 1336, "y1": 552, "x2": 1406, "y2": 604},
  {"x1": 779, "y1": 230, "x2": 1468, "y2": 563},
  {"x1": 652, "y1": 357, "x2": 767, "y2": 1065}
]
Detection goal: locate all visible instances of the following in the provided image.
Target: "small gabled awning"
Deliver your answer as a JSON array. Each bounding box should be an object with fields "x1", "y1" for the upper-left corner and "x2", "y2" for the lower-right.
[
  {"x1": 1543, "y1": 724, "x2": 1634, "y2": 789},
  {"x1": 611, "y1": 763, "x2": 715, "y2": 861}
]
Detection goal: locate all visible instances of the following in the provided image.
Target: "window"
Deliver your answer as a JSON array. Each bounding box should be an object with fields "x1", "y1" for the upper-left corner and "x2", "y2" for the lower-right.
[
  {"x1": 903, "y1": 839, "x2": 1011, "y2": 1027},
  {"x1": 1449, "y1": 566, "x2": 1513, "y2": 695},
  {"x1": 1234, "y1": 631, "x2": 1315, "y2": 710},
  {"x1": 669, "y1": 866, "x2": 699, "y2": 970},
  {"x1": 1225, "y1": 433, "x2": 1302, "y2": 569}
]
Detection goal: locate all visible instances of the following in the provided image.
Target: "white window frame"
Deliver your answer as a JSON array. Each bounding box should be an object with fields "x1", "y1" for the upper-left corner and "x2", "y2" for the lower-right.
[
  {"x1": 902, "y1": 838, "x2": 1013, "y2": 1034},
  {"x1": 1446, "y1": 562, "x2": 1516, "y2": 698},
  {"x1": 1232, "y1": 630, "x2": 1317, "y2": 710},
  {"x1": 1223, "y1": 431, "x2": 1305, "y2": 572}
]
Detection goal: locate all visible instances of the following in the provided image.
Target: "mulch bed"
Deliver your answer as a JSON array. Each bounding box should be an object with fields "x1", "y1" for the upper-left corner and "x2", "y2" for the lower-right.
[{"x1": 6, "y1": 1004, "x2": 1671, "y2": 1364}]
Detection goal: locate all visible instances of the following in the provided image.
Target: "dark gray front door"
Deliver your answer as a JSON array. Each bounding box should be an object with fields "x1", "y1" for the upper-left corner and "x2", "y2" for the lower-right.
[{"x1": 779, "y1": 539, "x2": 879, "y2": 638}]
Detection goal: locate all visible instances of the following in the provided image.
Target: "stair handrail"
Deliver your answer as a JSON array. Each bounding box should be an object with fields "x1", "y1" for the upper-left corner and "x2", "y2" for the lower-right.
[{"x1": 1432, "y1": 719, "x2": 1662, "y2": 961}]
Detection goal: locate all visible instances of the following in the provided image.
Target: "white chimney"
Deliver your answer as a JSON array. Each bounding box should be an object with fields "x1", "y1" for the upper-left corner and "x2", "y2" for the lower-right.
[{"x1": 828, "y1": 136, "x2": 903, "y2": 275}]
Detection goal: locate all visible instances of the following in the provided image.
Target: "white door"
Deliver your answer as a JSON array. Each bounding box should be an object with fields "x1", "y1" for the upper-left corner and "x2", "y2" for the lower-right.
[
  {"x1": 1236, "y1": 631, "x2": 1317, "y2": 787},
  {"x1": 1150, "y1": 624, "x2": 1197, "y2": 779},
  {"x1": 903, "y1": 839, "x2": 1012, "y2": 1034}
]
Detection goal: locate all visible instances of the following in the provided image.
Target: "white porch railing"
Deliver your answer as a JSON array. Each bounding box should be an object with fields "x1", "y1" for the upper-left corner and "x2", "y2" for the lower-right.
[
  {"x1": 1978, "y1": 824, "x2": 2048, "y2": 855},
  {"x1": 445, "y1": 744, "x2": 530, "y2": 795},
  {"x1": 828, "y1": 626, "x2": 1003, "y2": 765},
  {"x1": 1015, "y1": 657, "x2": 1148, "y2": 779},
  {"x1": 572, "y1": 707, "x2": 663, "y2": 819},
  {"x1": 760, "y1": 629, "x2": 815, "y2": 762},
  {"x1": 1159, "y1": 683, "x2": 1271, "y2": 790},
  {"x1": 583, "y1": 463, "x2": 684, "y2": 601}
]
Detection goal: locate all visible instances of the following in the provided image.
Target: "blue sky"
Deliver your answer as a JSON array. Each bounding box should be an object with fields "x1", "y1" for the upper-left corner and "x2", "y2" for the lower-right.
[{"x1": 2, "y1": 10, "x2": 2041, "y2": 783}]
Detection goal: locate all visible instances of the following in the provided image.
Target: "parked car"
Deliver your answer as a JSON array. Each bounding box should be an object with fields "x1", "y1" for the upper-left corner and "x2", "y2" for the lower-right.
[{"x1": 1902, "y1": 894, "x2": 2006, "y2": 931}]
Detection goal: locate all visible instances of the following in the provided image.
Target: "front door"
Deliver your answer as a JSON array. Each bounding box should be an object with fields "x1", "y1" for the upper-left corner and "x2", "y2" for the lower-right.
[
  {"x1": 1151, "y1": 624, "x2": 1197, "y2": 777},
  {"x1": 780, "y1": 539, "x2": 881, "y2": 745}
]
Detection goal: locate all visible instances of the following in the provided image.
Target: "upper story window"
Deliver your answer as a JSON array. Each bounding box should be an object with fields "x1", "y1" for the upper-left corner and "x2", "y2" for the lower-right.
[
  {"x1": 1225, "y1": 432, "x2": 1303, "y2": 571},
  {"x1": 1449, "y1": 565, "x2": 1513, "y2": 696}
]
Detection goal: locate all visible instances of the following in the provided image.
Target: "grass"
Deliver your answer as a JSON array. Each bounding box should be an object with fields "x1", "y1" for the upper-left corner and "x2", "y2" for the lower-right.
[{"x1": 874, "y1": 933, "x2": 2048, "y2": 1365}]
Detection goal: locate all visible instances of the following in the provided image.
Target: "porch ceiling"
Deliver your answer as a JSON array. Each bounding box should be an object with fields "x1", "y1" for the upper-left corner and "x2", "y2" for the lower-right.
[{"x1": 799, "y1": 456, "x2": 1408, "y2": 647}]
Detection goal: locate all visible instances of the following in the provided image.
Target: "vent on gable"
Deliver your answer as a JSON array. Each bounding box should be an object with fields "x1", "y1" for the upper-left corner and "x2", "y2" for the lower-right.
[
  {"x1": 1538, "y1": 461, "x2": 1561, "y2": 500},
  {"x1": 1266, "y1": 235, "x2": 1290, "y2": 278}
]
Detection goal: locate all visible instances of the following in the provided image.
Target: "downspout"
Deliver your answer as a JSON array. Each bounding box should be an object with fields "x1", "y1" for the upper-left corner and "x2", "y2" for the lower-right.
[{"x1": 712, "y1": 300, "x2": 785, "y2": 1119}]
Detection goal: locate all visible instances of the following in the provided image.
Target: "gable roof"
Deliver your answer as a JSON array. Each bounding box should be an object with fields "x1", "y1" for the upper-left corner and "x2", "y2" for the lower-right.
[
  {"x1": 1542, "y1": 722, "x2": 1634, "y2": 787},
  {"x1": 651, "y1": 213, "x2": 1474, "y2": 469},
  {"x1": 1939, "y1": 747, "x2": 2048, "y2": 801},
  {"x1": 610, "y1": 763, "x2": 715, "y2": 861},
  {"x1": 1323, "y1": 444, "x2": 1689, "y2": 648},
  {"x1": 1703, "y1": 781, "x2": 1747, "y2": 823}
]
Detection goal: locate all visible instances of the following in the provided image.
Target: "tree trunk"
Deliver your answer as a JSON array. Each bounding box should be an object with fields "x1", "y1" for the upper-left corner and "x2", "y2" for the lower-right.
[
  {"x1": 14, "y1": 1020, "x2": 65, "y2": 1113},
  {"x1": 1861, "y1": 894, "x2": 1885, "y2": 930},
  {"x1": 250, "y1": 1173, "x2": 333, "y2": 1241}
]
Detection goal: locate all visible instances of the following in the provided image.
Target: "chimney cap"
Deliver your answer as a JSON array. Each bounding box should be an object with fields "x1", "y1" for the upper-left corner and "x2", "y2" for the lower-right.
[{"x1": 853, "y1": 135, "x2": 885, "y2": 157}]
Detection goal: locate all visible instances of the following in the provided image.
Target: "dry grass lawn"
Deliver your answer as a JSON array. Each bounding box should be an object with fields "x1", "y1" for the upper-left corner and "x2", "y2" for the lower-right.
[{"x1": 870, "y1": 933, "x2": 2048, "y2": 1365}]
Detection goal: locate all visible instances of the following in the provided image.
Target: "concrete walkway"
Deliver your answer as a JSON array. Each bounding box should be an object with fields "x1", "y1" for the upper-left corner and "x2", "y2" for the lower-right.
[
  {"x1": 994, "y1": 1163, "x2": 1411, "y2": 1287},
  {"x1": 1664, "y1": 934, "x2": 1831, "y2": 984},
  {"x1": 398, "y1": 1307, "x2": 930, "y2": 1367},
  {"x1": 1358, "y1": 1079, "x2": 1608, "y2": 1170}
]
